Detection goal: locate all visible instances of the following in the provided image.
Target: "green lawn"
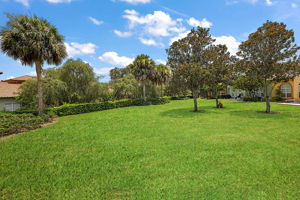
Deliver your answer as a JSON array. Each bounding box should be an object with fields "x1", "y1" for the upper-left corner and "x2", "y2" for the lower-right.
[{"x1": 1, "y1": 100, "x2": 299, "y2": 200}]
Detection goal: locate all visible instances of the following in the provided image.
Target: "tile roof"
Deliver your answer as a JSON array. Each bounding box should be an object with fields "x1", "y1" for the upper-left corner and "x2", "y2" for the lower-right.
[{"x1": 0, "y1": 75, "x2": 35, "y2": 98}]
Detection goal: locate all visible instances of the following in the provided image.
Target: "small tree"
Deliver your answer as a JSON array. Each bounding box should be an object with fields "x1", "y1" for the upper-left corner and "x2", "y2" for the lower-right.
[
  {"x1": 129, "y1": 54, "x2": 155, "y2": 101},
  {"x1": 237, "y1": 21, "x2": 300, "y2": 113},
  {"x1": 59, "y1": 59, "x2": 98, "y2": 103},
  {"x1": 0, "y1": 14, "x2": 67, "y2": 115},
  {"x1": 167, "y1": 27, "x2": 215, "y2": 112},
  {"x1": 207, "y1": 44, "x2": 235, "y2": 108}
]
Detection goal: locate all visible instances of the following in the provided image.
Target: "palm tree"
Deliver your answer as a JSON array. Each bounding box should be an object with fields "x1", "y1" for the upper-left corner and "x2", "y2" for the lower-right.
[
  {"x1": 0, "y1": 14, "x2": 67, "y2": 115},
  {"x1": 153, "y1": 64, "x2": 171, "y2": 97},
  {"x1": 129, "y1": 54, "x2": 155, "y2": 101}
]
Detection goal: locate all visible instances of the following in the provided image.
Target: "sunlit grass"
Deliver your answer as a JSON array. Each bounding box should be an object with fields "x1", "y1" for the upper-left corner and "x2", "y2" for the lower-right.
[{"x1": 1, "y1": 100, "x2": 299, "y2": 200}]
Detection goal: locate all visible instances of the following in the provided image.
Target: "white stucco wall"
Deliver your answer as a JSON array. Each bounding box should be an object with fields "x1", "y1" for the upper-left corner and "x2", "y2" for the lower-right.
[{"x1": 0, "y1": 98, "x2": 21, "y2": 111}]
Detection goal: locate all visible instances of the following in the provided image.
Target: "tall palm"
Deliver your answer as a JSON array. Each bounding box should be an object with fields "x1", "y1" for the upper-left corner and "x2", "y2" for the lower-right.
[
  {"x1": 0, "y1": 14, "x2": 67, "y2": 115},
  {"x1": 152, "y1": 64, "x2": 171, "y2": 97},
  {"x1": 130, "y1": 54, "x2": 155, "y2": 101}
]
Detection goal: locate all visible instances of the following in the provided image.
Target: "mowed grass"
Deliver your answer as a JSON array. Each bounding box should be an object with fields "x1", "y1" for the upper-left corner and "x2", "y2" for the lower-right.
[{"x1": 1, "y1": 100, "x2": 300, "y2": 200}]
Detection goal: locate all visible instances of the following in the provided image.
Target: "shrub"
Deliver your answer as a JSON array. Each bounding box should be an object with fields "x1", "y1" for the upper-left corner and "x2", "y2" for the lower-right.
[
  {"x1": 52, "y1": 97, "x2": 170, "y2": 116},
  {"x1": 0, "y1": 112, "x2": 55, "y2": 136},
  {"x1": 218, "y1": 102, "x2": 224, "y2": 108},
  {"x1": 271, "y1": 96, "x2": 282, "y2": 102},
  {"x1": 170, "y1": 96, "x2": 189, "y2": 100},
  {"x1": 243, "y1": 96, "x2": 262, "y2": 102}
]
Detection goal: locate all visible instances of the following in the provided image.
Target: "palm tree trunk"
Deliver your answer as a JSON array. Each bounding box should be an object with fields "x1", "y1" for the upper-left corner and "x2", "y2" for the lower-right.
[
  {"x1": 143, "y1": 83, "x2": 146, "y2": 101},
  {"x1": 35, "y1": 60, "x2": 44, "y2": 115},
  {"x1": 193, "y1": 90, "x2": 198, "y2": 112},
  {"x1": 264, "y1": 79, "x2": 270, "y2": 113}
]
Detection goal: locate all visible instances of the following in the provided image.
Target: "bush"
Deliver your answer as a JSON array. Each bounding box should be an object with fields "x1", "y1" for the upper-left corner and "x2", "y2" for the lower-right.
[
  {"x1": 169, "y1": 96, "x2": 189, "y2": 100},
  {"x1": 52, "y1": 97, "x2": 170, "y2": 116},
  {"x1": 242, "y1": 96, "x2": 262, "y2": 102},
  {"x1": 0, "y1": 112, "x2": 55, "y2": 136},
  {"x1": 218, "y1": 102, "x2": 224, "y2": 108},
  {"x1": 271, "y1": 96, "x2": 282, "y2": 102},
  {"x1": 218, "y1": 95, "x2": 232, "y2": 99}
]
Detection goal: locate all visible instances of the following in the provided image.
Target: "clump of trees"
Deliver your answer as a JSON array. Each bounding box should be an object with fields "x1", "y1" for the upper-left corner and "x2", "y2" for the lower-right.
[
  {"x1": 109, "y1": 54, "x2": 171, "y2": 100},
  {"x1": 167, "y1": 27, "x2": 235, "y2": 111},
  {"x1": 17, "y1": 59, "x2": 110, "y2": 108}
]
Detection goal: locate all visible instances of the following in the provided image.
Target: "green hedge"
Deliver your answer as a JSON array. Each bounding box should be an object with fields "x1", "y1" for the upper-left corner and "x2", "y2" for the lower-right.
[
  {"x1": 0, "y1": 112, "x2": 55, "y2": 136},
  {"x1": 52, "y1": 97, "x2": 170, "y2": 116}
]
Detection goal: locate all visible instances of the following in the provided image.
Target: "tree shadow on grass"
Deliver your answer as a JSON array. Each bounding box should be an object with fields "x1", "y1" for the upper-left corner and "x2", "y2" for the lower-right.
[
  {"x1": 160, "y1": 106, "x2": 226, "y2": 118},
  {"x1": 228, "y1": 110, "x2": 290, "y2": 119}
]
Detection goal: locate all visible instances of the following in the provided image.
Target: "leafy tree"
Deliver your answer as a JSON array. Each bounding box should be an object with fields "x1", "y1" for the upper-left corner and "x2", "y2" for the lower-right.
[
  {"x1": 233, "y1": 76, "x2": 262, "y2": 98},
  {"x1": 152, "y1": 64, "x2": 172, "y2": 96},
  {"x1": 86, "y1": 82, "x2": 110, "y2": 102},
  {"x1": 0, "y1": 14, "x2": 67, "y2": 115},
  {"x1": 129, "y1": 54, "x2": 155, "y2": 101},
  {"x1": 59, "y1": 59, "x2": 98, "y2": 103},
  {"x1": 237, "y1": 21, "x2": 300, "y2": 113},
  {"x1": 111, "y1": 74, "x2": 139, "y2": 100},
  {"x1": 109, "y1": 67, "x2": 130, "y2": 81},
  {"x1": 166, "y1": 27, "x2": 214, "y2": 112},
  {"x1": 17, "y1": 78, "x2": 67, "y2": 108},
  {"x1": 207, "y1": 45, "x2": 235, "y2": 108}
]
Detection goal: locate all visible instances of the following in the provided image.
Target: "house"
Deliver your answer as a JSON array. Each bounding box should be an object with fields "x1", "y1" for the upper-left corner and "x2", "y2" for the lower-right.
[
  {"x1": 0, "y1": 75, "x2": 35, "y2": 111},
  {"x1": 272, "y1": 76, "x2": 300, "y2": 102}
]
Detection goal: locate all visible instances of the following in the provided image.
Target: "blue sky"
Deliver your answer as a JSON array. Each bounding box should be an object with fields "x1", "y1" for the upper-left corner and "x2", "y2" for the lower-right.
[{"x1": 0, "y1": 0, "x2": 300, "y2": 81}]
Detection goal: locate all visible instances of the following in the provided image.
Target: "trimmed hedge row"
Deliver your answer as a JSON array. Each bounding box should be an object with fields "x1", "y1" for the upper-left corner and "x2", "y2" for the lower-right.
[
  {"x1": 52, "y1": 97, "x2": 170, "y2": 116},
  {"x1": 0, "y1": 112, "x2": 55, "y2": 136}
]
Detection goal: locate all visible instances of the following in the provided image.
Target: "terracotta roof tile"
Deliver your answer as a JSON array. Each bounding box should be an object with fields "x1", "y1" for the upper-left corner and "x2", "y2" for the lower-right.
[
  {"x1": 0, "y1": 75, "x2": 35, "y2": 98},
  {"x1": 0, "y1": 82, "x2": 21, "y2": 98}
]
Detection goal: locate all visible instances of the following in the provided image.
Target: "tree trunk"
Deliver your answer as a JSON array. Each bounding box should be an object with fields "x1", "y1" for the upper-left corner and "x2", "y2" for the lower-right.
[
  {"x1": 264, "y1": 80, "x2": 271, "y2": 113},
  {"x1": 143, "y1": 83, "x2": 146, "y2": 101},
  {"x1": 193, "y1": 90, "x2": 198, "y2": 112},
  {"x1": 35, "y1": 60, "x2": 44, "y2": 115},
  {"x1": 161, "y1": 85, "x2": 163, "y2": 97},
  {"x1": 215, "y1": 88, "x2": 219, "y2": 108}
]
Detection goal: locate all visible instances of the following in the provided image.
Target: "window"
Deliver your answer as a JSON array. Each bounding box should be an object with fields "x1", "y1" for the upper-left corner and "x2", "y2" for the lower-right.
[
  {"x1": 281, "y1": 83, "x2": 292, "y2": 98},
  {"x1": 298, "y1": 84, "x2": 300, "y2": 98},
  {"x1": 4, "y1": 103, "x2": 21, "y2": 111}
]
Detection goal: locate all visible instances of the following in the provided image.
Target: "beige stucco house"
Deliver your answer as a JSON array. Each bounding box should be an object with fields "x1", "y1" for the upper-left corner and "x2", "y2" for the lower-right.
[{"x1": 0, "y1": 75, "x2": 34, "y2": 111}]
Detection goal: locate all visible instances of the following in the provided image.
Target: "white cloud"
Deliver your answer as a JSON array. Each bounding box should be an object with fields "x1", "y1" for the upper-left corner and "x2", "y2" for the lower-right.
[
  {"x1": 27, "y1": 71, "x2": 37, "y2": 76},
  {"x1": 155, "y1": 59, "x2": 166, "y2": 65},
  {"x1": 46, "y1": 0, "x2": 72, "y2": 3},
  {"x1": 113, "y1": 0, "x2": 151, "y2": 4},
  {"x1": 187, "y1": 17, "x2": 213, "y2": 28},
  {"x1": 94, "y1": 67, "x2": 114, "y2": 75},
  {"x1": 114, "y1": 30, "x2": 133, "y2": 37},
  {"x1": 123, "y1": 9, "x2": 185, "y2": 37},
  {"x1": 89, "y1": 17, "x2": 103, "y2": 25},
  {"x1": 169, "y1": 33, "x2": 240, "y2": 55},
  {"x1": 139, "y1": 38, "x2": 164, "y2": 47},
  {"x1": 15, "y1": 0, "x2": 29, "y2": 7},
  {"x1": 291, "y1": 3, "x2": 298, "y2": 8},
  {"x1": 265, "y1": 0, "x2": 274, "y2": 6},
  {"x1": 99, "y1": 52, "x2": 134, "y2": 66},
  {"x1": 213, "y1": 36, "x2": 240, "y2": 55},
  {"x1": 65, "y1": 42, "x2": 97, "y2": 57},
  {"x1": 169, "y1": 30, "x2": 190, "y2": 45}
]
